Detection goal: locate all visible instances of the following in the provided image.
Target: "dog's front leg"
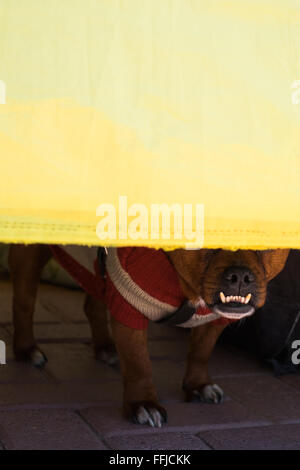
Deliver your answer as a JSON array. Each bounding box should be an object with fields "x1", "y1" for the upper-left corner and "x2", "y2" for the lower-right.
[
  {"x1": 9, "y1": 244, "x2": 51, "y2": 367},
  {"x1": 111, "y1": 317, "x2": 167, "y2": 427},
  {"x1": 183, "y1": 322, "x2": 226, "y2": 404}
]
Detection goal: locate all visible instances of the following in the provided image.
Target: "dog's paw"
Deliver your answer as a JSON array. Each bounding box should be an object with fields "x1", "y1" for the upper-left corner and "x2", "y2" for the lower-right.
[
  {"x1": 95, "y1": 343, "x2": 119, "y2": 368},
  {"x1": 14, "y1": 346, "x2": 48, "y2": 368},
  {"x1": 185, "y1": 383, "x2": 224, "y2": 404},
  {"x1": 30, "y1": 348, "x2": 48, "y2": 368},
  {"x1": 128, "y1": 401, "x2": 168, "y2": 428}
]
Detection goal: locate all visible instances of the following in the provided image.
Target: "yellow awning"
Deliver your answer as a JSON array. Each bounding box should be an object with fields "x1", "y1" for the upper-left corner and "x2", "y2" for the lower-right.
[{"x1": 0, "y1": 0, "x2": 299, "y2": 249}]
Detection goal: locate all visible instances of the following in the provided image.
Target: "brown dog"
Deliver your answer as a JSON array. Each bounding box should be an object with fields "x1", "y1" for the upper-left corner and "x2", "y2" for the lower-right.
[{"x1": 9, "y1": 244, "x2": 289, "y2": 427}]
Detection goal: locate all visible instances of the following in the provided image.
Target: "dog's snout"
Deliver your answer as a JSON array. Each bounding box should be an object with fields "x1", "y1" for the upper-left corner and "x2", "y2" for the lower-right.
[{"x1": 222, "y1": 267, "x2": 255, "y2": 294}]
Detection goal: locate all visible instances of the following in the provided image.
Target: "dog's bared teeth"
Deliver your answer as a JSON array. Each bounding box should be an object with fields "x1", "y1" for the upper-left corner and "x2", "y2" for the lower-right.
[
  {"x1": 219, "y1": 294, "x2": 251, "y2": 304},
  {"x1": 220, "y1": 294, "x2": 251, "y2": 304}
]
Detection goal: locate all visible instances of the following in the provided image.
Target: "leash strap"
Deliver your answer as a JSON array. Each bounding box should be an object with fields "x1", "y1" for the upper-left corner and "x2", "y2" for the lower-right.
[
  {"x1": 154, "y1": 300, "x2": 197, "y2": 326},
  {"x1": 97, "y1": 247, "x2": 107, "y2": 279}
]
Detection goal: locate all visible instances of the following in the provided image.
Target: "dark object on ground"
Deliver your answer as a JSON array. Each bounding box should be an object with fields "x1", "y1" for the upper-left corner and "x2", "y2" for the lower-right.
[{"x1": 222, "y1": 250, "x2": 300, "y2": 375}]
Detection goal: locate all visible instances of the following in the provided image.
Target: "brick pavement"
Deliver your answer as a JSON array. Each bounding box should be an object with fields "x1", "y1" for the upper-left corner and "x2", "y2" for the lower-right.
[{"x1": 0, "y1": 277, "x2": 299, "y2": 450}]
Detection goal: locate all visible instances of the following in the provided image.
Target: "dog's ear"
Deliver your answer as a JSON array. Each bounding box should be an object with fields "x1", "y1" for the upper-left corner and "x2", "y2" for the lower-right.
[{"x1": 261, "y1": 249, "x2": 290, "y2": 281}]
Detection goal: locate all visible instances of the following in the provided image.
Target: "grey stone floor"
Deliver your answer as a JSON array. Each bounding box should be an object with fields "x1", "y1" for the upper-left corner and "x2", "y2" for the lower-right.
[{"x1": 0, "y1": 278, "x2": 300, "y2": 450}]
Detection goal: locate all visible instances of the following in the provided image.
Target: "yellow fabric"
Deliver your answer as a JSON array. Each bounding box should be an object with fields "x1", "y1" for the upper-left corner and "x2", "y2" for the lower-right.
[{"x1": 0, "y1": 0, "x2": 299, "y2": 249}]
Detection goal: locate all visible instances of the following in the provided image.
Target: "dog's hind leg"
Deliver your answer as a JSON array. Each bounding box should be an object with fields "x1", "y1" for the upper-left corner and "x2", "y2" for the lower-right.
[
  {"x1": 183, "y1": 322, "x2": 226, "y2": 404},
  {"x1": 9, "y1": 244, "x2": 51, "y2": 367},
  {"x1": 83, "y1": 294, "x2": 118, "y2": 367}
]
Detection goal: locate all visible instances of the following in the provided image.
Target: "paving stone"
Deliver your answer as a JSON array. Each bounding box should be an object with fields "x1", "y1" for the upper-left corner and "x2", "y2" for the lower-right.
[
  {"x1": 219, "y1": 375, "x2": 300, "y2": 421},
  {"x1": 80, "y1": 399, "x2": 262, "y2": 438},
  {"x1": 7, "y1": 323, "x2": 92, "y2": 342},
  {"x1": 40, "y1": 343, "x2": 120, "y2": 383},
  {"x1": 105, "y1": 432, "x2": 210, "y2": 450},
  {"x1": 150, "y1": 341, "x2": 270, "y2": 379},
  {"x1": 0, "y1": 409, "x2": 107, "y2": 450},
  {"x1": 80, "y1": 405, "x2": 162, "y2": 438},
  {"x1": 0, "y1": 383, "x2": 122, "y2": 407},
  {"x1": 278, "y1": 373, "x2": 300, "y2": 392},
  {"x1": 149, "y1": 339, "x2": 188, "y2": 361},
  {"x1": 150, "y1": 352, "x2": 270, "y2": 402},
  {"x1": 0, "y1": 359, "x2": 48, "y2": 385},
  {"x1": 161, "y1": 399, "x2": 262, "y2": 429},
  {"x1": 199, "y1": 423, "x2": 300, "y2": 450},
  {"x1": 149, "y1": 344, "x2": 271, "y2": 401},
  {"x1": 207, "y1": 344, "x2": 271, "y2": 378},
  {"x1": 38, "y1": 285, "x2": 87, "y2": 323}
]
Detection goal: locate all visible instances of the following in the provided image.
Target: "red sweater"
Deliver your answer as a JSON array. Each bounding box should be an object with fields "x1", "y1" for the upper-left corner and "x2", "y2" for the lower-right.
[{"x1": 50, "y1": 246, "x2": 231, "y2": 330}]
